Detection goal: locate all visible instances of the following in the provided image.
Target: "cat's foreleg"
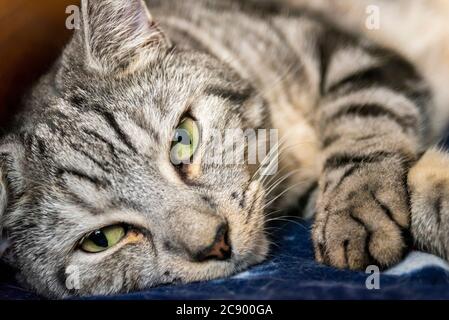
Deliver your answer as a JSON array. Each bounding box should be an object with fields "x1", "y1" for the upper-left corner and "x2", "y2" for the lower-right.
[{"x1": 309, "y1": 34, "x2": 431, "y2": 271}]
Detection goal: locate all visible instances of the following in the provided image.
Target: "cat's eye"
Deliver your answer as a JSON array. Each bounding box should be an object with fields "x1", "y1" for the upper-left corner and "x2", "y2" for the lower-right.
[
  {"x1": 80, "y1": 225, "x2": 127, "y2": 253},
  {"x1": 170, "y1": 117, "x2": 200, "y2": 165}
]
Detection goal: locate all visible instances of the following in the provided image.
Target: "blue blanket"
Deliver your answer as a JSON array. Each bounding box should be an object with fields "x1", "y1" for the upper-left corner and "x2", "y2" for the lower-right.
[{"x1": 2, "y1": 219, "x2": 449, "y2": 300}]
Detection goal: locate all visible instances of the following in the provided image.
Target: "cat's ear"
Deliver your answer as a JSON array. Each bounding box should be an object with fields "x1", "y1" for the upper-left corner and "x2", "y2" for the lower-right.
[
  {"x1": 77, "y1": 0, "x2": 169, "y2": 74},
  {"x1": 0, "y1": 139, "x2": 26, "y2": 256}
]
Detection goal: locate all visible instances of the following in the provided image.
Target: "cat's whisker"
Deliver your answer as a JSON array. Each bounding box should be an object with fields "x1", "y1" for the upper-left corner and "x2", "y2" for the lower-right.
[
  {"x1": 254, "y1": 132, "x2": 291, "y2": 167},
  {"x1": 264, "y1": 169, "x2": 303, "y2": 198},
  {"x1": 256, "y1": 139, "x2": 317, "y2": 186},
  {"x1": 249, "y1": 134, "x2": 290, "y2": 182},
  {"x1": 263, "y1": 208, "x2": 286, "y2": 218},
  {"x1": 262, "y1": 181, "x2": 308, "y2": 210},
  {"x1": 264, "y1": 215, "x2": 308, "y2": 225},
  {"x1": 248, "y1": 173, "x2": 309, "y2": 212},
  {"x1": 263, "y1": 168, "x2": 296, "y2": 192}
]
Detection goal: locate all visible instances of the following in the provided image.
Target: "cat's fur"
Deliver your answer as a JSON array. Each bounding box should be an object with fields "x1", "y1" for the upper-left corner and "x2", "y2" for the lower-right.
[
  {"x1": 282, "y1": 0, "x2": 449, "y2": 270},
  {"x1": 0, "y1": 0, "x2": 448, "y2": 298}
]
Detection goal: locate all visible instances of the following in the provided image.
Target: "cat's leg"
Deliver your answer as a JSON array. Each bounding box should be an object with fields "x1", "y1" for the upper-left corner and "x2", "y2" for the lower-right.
[
  {"x1": 310, "y1": 30, "x2": 434, "y2": 270},
  {"x1": 408, "y1": 148, "x2": 449, "y2": 260}
]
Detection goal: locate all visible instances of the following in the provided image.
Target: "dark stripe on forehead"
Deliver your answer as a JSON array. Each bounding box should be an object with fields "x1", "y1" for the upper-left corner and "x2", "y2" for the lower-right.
[
  {"x1": 96, "y1": 110, "x2": 138, "y2": 154},
  {"x1": 24, "y1": 134, "x2": 48, "y2": 157},
  {"x1": 35, "y1": 137, "x2": 48, "y2": 156},
  {"x1": 57, "y1": 168, "x2": 109, "y2": 187},
  {"x1": 73, "y1": 145, "x2": 112, "y2": 173},
  {"x1": 204, "y1": 85, "x2": 254, "y2": 106},
  {"x1": 82, "y1": 129, "x2": 123, "y2": 157},
  {"x1": 131, "y1": 115, "x2": 161, "y2": 145},
  {"x1": 64, "y1": 190, "x2": 104, "y2": 215}
]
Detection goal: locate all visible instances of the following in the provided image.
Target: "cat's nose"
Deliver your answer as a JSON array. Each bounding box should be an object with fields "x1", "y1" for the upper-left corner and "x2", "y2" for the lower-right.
[{"x1": 193, "y1": 224, "x2": 232, "y2": 262}]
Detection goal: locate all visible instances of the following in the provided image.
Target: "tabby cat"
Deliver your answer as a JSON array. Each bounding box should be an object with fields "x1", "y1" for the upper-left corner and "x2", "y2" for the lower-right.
[{"x1": 0, "y1": 0, "x2": 448, "y2": 298}]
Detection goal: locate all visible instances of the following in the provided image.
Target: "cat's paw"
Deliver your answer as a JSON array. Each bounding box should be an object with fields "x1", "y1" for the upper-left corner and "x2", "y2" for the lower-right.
[
  {"x1": 312, "y1": 156, "x2": 411, "y2": 270},
  {"x1": 409, "y1": 148, "x2": 449, "y2": 260}
]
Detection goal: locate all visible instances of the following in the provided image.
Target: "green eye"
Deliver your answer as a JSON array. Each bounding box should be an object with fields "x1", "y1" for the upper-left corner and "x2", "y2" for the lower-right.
[
  {"x1": 80, "y1": 225, "x2": 126, "y2": 253},
  {"x1": 171, "y1": 117, "x2": 200, "y2": 165}
]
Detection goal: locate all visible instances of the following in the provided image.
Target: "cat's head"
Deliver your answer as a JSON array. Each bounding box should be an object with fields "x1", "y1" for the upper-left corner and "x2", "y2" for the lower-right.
[{"x1": 0, "y1": 0, "x2": 272, "y2": 297}]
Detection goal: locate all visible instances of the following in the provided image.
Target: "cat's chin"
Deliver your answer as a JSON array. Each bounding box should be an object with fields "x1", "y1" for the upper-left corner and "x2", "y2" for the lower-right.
[
  {"x1": 223, "y1": 229, "x2": 270, "y2": 277},
  {"x1": 176, "y1": 247, "x2": 269, "y2": 284}
]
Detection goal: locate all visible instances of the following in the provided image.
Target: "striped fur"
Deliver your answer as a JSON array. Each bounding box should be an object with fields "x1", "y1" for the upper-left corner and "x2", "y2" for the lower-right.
[
  {"x1": 155, "y1": 0, "x2": 436, "y2": 269},
  {"x1": 0, "y1": 0, "x2": 445, "y2": 297}
]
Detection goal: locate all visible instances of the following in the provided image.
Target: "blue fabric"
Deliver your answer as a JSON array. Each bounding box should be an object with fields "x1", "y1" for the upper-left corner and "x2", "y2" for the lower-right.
[{"x1": 2, "y1": 220, "x2": 449, "y2": 300}]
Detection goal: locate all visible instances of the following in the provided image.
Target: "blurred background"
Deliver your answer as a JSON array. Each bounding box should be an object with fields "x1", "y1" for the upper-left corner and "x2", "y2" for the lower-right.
[{"x1": 0, "y1": 0, "x2": 77, "y2": 129}]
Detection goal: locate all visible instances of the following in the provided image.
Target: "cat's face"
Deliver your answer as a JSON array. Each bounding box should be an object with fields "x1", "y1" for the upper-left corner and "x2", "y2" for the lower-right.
[{"x1": 0, "y1": 0, "x2": 271, "y2": 297}]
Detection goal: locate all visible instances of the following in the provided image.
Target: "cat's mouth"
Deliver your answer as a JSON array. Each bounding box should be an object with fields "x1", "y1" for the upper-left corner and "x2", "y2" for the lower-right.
[
  {"x1": 165, "y1": 235, "x2": 269, "y2": 285},
  {"x1": 159, "y1": 181, "x2": 269, "y2": 285}
]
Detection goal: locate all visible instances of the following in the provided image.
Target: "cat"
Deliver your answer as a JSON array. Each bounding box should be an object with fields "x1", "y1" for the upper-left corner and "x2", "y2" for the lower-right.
[{"x1": 0, "y1": 0, "x2": 448, "y2": 298}]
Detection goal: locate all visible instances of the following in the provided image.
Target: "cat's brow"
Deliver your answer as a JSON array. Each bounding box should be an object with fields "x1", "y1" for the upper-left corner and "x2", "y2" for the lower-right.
[
  {"x1": 204, "y1": 85, "x2": 254, "y2": 106},
  {"x1": 57, "y1": 168, "x2": 110, "y2": 187},
  {"x1": 82, "y1": 129, "x2": 122, "y2": 155},
  {"x1": 94, "y1": 109, "x2": 138, "y2": 154}
]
